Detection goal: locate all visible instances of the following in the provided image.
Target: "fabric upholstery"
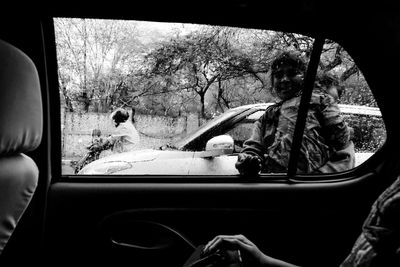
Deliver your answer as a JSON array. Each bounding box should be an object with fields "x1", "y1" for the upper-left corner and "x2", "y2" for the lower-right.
[
  {"x1": 0, "y1": 39, "x2": 42, "y2": 156},
  {"x1": 0, "y1": 39, "x2": 42, "y2": 254}
]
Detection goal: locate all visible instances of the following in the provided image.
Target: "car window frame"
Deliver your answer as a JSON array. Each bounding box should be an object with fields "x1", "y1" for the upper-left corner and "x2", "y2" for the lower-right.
[
  {"x1": 48, "y1": 17, "x2": 385, "y2": 183},
  {"x1": 183, "y1": 107, "x2": 267, "y2": 152}
]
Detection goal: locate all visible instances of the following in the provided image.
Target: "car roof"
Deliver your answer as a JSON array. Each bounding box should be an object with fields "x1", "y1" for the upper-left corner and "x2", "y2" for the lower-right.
[
  {"x1": 230, "y1": 103, "x2": 273, "y2": 111},
  {"x1": 232, "y1": 103, "x2": 381, "y2": 117},
  {"x1": 338, "y1": 104, "x2": 381, "y2": 117}
]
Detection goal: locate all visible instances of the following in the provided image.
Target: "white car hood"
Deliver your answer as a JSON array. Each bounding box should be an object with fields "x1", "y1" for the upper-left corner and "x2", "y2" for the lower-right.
[{"x1": 79, "y1": 149, "x2": 196, "y2": 175}]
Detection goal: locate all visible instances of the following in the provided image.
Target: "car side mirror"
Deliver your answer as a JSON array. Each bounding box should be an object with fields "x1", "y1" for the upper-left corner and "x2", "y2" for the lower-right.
[{"x1": 205, "y1": 135, "x2": 234, "y2": 155}]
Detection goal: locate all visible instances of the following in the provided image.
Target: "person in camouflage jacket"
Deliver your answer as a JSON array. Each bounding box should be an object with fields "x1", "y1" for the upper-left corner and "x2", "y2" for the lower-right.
[{"x1": 235, "y1": 51, "x2": 352, "y2": 175}]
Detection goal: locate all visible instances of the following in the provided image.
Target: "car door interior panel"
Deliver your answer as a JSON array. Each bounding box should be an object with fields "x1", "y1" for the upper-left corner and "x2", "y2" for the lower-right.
[{"x1": 44, "y1": 171, "x2": 389, "y2": 267}]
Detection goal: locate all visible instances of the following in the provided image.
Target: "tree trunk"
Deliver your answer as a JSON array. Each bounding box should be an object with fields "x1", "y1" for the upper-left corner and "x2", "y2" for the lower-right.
[
  {"x1": 61, "y1": 85, "x2": 74, "y2": 112},
  {"x1": 200, "y1": 92, "x2": 205, "y2": 118}
]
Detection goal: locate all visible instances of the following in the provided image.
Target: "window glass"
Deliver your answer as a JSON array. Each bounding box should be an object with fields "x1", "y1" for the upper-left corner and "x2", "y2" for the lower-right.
[
  {"x1": 56, "y1": 18, "x2": 385, "y2": 176},
  {"x1": 317, "y1": 41, "x2": 385, "y2": 169},
  {"x1": 226, "y1": 120, "x2": 257, "y2": 152}
]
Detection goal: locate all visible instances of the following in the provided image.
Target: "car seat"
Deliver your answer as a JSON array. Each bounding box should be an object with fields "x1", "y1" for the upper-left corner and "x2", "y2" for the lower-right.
[{"x1": 0, "y1": 39, "x2": 42, "y2": 255}]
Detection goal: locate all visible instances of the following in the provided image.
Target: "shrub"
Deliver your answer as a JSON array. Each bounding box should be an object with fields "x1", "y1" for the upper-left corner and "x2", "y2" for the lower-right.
[{"x1": 343, "y1": 114, "x2": 386, "y2": 153}]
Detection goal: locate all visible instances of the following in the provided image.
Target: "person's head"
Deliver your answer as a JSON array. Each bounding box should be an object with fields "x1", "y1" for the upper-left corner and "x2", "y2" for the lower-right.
[
  {"x1": 111, "y1": 108, "x2": 130, "y2": 127},
  {"x1": 270, "y1": 51, "x2": 306, "y2": 101},
  {"x1": 317, "y1": 72, "x2": 344, "y2": 101}
]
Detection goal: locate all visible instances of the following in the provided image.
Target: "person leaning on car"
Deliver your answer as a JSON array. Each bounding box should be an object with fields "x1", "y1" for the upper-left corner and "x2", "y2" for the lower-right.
[{"x1": 235, "y1": 51, "x2": 354, "y2": 175}]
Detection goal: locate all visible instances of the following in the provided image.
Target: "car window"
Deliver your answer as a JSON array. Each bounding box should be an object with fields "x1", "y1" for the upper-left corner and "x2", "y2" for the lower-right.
[
  {"x1": 221, "y1": 111, "x2": 266, "y2": 152},
  {"x1": 56, "y1": 18, "x2": 385, "y2": 177},
  {"x1": 226, "y1": 121, "x2": 256, "y2": 152}
]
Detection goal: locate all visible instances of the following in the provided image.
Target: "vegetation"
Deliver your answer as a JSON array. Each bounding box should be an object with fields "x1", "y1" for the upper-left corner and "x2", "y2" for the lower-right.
[
  {"x1": 56, "y1": 18, "x2": 384, "y2": 153},
  {"x1": 55, "y1": 18, "x2": 374, "y2": 118}
]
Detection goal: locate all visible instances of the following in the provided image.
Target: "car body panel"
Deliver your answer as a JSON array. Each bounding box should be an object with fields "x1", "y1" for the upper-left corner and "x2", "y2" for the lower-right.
[
  {"x1": 83, "y1": 149, "x2": 196, "y2": 175},
  {"x1": 79, "y1": 151, "x2": 373, "y2": 175},
  {"x1": 188, "y1": 154, "x2": 239, "y2": 175}
]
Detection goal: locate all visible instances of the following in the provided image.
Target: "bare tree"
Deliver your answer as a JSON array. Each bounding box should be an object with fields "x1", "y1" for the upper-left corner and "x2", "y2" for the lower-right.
[{"x1": 54, "y1": 18, "x2": 143, "y2": 112}]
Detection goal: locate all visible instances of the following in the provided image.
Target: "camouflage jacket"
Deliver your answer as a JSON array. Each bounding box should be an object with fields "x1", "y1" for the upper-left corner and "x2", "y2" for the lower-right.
[
  {"x1": 340, "y1": 176, "x2": 400, "y2": 266},
  {"x1": 241, "y1": 91, "x2": 351, "y2": 173}
]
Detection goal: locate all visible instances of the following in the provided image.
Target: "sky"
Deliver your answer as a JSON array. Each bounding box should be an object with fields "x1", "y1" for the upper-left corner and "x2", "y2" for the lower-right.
[{"x1": 135, "y1": 20, "x2": 201, "y2": 36}]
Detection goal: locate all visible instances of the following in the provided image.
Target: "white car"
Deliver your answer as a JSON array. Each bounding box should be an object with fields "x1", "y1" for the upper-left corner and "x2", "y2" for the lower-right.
[{"x1": 79, "y1": 103, "x2": 382, "y2": 175}]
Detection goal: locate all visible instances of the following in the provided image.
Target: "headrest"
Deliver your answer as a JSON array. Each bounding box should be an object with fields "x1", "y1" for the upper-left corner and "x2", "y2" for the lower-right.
[{"x1": 0, "y1": 40, "x2": 42, "y2": 156}]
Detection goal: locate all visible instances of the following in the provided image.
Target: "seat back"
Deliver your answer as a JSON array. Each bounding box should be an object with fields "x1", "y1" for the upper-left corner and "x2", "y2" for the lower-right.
[{"x1": 0, "y1": 39, "x2": 42, "y2": 255}]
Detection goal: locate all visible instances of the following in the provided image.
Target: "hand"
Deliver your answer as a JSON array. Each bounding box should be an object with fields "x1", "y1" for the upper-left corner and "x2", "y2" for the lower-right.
[
  {"x1": 235, "y1": 153, "x2": 262, "y2": 175},
  {"x1": 202, "y1": 235, "x2": 268, "y2": 267},
  {"x1": 203, "y1": 235, "x2": 299, "y2": 267}
]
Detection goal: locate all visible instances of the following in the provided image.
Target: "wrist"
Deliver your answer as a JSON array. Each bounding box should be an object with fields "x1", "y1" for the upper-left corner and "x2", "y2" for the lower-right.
[{"x1": 260, "y1": 255, "x2": 300, "y2": 267}]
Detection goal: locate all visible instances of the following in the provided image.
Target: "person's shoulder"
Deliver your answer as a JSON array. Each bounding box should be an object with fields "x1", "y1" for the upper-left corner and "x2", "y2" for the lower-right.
[
  {"x1": 376, "y1": 177, "x2": 400, "y2": 226},
  {"x1": 115, "y1": 121, "x2": 131, "y2": 132},
  {"x1": 260, "y1": 102, "x2": 281, "y2": 121},
  {"x1": 266, "y1": 102, "x2": 282, "y2": 112},
  {"x1": 120, "y1": 121, "x2": 132, "y2": 127},
  {"x1": 121, "y1": 121, "x2": 139, "y2": 134}
]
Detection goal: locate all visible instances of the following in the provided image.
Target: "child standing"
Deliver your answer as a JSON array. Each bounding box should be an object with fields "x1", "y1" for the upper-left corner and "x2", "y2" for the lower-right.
[{"x1": 235, "y1": 51, "x2": 352, "y2": 174}]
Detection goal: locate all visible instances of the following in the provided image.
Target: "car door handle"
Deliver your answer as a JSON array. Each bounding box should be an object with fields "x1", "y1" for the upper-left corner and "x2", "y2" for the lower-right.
[
  {"x1": 102, "y1": 218, "x2": 196, "y2": 251},
  {"x1": 110, "y1": 237, "x2": 170, "y2": 250}
]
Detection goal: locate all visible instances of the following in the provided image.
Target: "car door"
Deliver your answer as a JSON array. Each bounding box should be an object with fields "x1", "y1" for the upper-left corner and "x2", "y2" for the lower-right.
[
  {"x1": 39, "y1": 7, "x2": 398, "y2": 267},
  {"x1": 186, "y1": 109, "x2": 265, "y2": 175}
]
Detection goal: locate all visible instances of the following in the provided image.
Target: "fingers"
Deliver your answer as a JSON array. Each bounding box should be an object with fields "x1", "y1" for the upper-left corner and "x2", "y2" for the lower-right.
[
  {"x1": 235, "y1": 154, "x2": 249, "y2": 170},
  {"x1": 236, "y1": 154, "x2": 252, "y2": 169},
  {"x1": 237, "y1": 153, "x2": 246, "y2": 161},
  {"x1": 235, "y1": 153, "x2": 262, "y2": 175},
  {"x1": 203, "y1": 234, "x2": 252, "y2": 255},
  {"x1": 235, "y1": 234, "x2": 256, "y2": 247},
  {"x1": 203, "y1": 235, "x2": 272, "y2": 267}
]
